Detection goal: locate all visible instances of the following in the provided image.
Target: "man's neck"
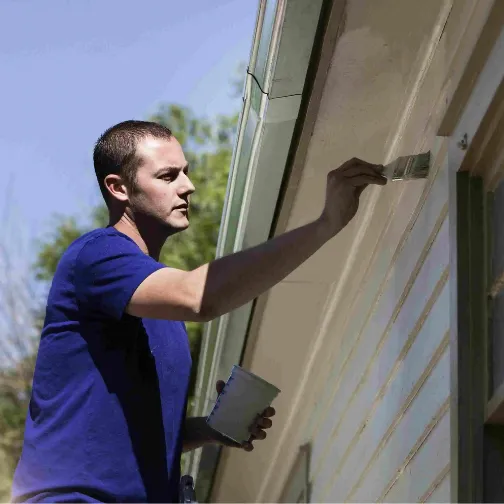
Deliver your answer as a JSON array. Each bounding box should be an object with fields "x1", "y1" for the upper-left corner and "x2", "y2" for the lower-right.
[{"x1": 112, "y1": 215, "x2": 167, "y2": 261}]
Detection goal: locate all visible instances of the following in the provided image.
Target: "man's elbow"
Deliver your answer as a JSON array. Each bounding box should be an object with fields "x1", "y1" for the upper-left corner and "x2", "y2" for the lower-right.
[
  {"x1": 185, "y1": 269, "x2": 220, "y2": 322},
  {"x1": 192, "y1": 299, "x2": 218, "y2": 323}
]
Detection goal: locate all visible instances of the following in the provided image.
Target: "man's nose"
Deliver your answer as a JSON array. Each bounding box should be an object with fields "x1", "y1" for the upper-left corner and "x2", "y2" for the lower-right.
[{"x1": 179, "y1": 172, "x2": 195, "y2": 196}]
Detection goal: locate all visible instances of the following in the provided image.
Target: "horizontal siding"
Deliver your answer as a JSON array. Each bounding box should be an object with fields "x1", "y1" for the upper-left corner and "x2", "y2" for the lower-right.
[
  {"x1": 309, "y1": 154, "x2": 450, "y2": 502},
  {"x1": 311, "y1": 212, "x2": 449, "y2": 471},
  {"x1": 383, "y1": 410, "x2": 450, "y2": 502},
  {"x1": 329, "y1": 345, "x2": 450, "y2": 502},
  {"x1": 305, "y1": 149, "x2": 449, "y2": 446},
  {"x1": 303, "y1": 183, "x2": 424, "y2": 439},
  {"x1": 424, "y1": 467, "x2": 451, "y2": 503},
  {"x1": 318, "y1": 281, "x2": 450, "y2": 501},
  {"x1": 210, "y1": 0, "x2": 491, "y2": 499}
]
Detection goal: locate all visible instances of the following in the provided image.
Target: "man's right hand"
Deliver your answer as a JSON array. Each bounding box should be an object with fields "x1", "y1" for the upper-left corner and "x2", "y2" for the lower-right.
[{"x1": 319, "y1": 158, "x2": 387, "y2": 238}]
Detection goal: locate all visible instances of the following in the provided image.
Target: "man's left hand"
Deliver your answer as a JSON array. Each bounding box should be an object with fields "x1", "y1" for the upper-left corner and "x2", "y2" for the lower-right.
[{"x1": 210, "y1": 380, "x2": 276, "y2": 452}]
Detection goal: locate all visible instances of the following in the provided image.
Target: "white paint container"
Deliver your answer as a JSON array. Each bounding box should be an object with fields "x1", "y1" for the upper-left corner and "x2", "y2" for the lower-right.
[{"x1": 206, "y1": 365, "x2": 281, "y2": 444}]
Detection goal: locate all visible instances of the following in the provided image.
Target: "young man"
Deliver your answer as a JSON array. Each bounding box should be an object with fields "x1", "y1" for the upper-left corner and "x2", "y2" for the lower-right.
[{"x1": 11, "y1": 121, "x2": 387, "y2": 503}]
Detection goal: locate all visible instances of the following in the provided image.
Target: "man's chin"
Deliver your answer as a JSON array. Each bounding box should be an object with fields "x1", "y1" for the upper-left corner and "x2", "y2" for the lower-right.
[{"x1": 165, "y1": 218, "x2": 189, "y2": 233}]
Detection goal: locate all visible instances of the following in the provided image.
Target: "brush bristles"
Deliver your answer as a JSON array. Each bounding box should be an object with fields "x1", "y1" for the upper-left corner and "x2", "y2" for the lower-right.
[{"x1": 388, "y1": 151, "x2": 431, "y2": 181}]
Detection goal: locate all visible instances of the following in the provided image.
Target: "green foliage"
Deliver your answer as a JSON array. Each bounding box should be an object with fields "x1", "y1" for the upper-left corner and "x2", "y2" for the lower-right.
[
  {"x1": 0, "y1": 354, "x2": 36, "y2": 501},
  {"x1": 34, "y1": 217, "x2": 83, "y2": 282},
  {"x1": 0, "y1": 369, "x2": 32, "y2": 464}
]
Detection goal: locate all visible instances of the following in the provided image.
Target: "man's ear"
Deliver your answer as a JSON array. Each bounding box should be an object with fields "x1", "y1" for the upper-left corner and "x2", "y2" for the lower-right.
[{"x1": 104, "y1": 174, "x2": 129, "y2": 203}]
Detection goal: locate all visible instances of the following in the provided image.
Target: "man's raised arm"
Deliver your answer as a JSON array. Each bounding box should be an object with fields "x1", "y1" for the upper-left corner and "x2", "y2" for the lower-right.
[{"x1": 126, "y1": 159, "x2": 386, "y2": 322}]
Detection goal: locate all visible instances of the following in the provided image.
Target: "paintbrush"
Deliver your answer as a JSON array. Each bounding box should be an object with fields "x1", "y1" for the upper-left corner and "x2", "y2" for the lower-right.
[{"x1": 382, "y1": 151, "x2": 431, "y2": 181}]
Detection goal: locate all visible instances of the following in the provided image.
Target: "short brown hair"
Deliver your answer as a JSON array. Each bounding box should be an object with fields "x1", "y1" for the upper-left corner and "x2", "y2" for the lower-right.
[{"x1": 93, "y1": 120, "x2": 173, "y2": 205}]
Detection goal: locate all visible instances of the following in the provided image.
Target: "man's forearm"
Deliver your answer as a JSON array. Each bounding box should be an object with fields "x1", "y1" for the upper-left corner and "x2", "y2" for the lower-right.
[
  {"x1": 182, "y1": 417, "x2": 213, "y2": 453},
  {"x1": 193, "y1": 217, "x2": 333, "y2": 319}
]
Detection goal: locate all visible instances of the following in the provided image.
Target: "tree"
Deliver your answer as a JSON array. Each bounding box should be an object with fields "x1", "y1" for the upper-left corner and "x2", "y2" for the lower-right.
[{"x1": 0, "y1": 243, "x2": 40, "y2": 501}]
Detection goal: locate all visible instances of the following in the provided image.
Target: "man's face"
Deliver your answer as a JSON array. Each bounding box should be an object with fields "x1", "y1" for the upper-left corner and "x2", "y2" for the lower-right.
[{"x1": 130, "y1": 135, "x2": 195, "y2": 233}]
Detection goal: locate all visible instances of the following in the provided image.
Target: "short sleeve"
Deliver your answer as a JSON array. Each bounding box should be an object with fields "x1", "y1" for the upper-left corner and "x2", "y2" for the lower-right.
[{"x1": 75, "y1": 233, "x2": 165, "y2": 320}]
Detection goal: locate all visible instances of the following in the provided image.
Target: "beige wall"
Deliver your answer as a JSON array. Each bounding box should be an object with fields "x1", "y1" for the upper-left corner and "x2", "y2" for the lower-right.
[
  {"x1": 307, "y1": 146, "x2": 450, "y2": 502},
  {"x1": 211, "y1": 0, "x2": 492, "y2": 501}
]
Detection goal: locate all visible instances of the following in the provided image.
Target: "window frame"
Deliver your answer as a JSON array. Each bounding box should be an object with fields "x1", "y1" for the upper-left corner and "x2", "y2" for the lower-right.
[
  {"x1": 448, "y1": 13, "x2": 504, "y2": 502},
  {"x1": 279, "y1": 444, "x2": 311, "y2": 503}
]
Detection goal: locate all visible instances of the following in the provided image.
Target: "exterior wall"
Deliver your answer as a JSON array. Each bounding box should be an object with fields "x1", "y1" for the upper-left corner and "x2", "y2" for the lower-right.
[
  {"x1": 307, "y1": 149, "x2": 450, "y2": 502},
  {"x1": 210, "y1": 0, "x2": 494, "y2": 502}
]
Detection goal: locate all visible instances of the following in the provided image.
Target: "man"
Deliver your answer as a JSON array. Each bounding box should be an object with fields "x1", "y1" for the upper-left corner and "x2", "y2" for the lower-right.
[{"x1": 11, "y1": 120, "x2": 387, "y2": 503}]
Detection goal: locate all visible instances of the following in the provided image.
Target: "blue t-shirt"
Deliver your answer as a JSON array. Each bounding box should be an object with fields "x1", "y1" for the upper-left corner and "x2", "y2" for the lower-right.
[{"x1": 11, "y1": 228, "x2": 192, "y2": 503}]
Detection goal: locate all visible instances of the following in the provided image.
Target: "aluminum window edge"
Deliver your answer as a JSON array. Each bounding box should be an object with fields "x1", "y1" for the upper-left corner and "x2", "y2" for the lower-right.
[
  {"x1": 186, "y1": 0, "x2": 328, "y2": 494},
  {"x1": 190, "y1": 81, "x2": 249, "y2": 389},
  {"x1": 183, "y1": 72, "x2": 253, "y2": 478}
]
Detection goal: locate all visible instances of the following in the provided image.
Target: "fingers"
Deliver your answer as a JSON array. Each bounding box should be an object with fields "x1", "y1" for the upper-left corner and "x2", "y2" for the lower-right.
[
  {"x1": 333, "y1": 158, "x2": 387, "y2": 187},
  {"x1": 338, "y1": 157, "x2": 375, "y2": 170},
  {"x1": 234, "y1": 408, "x2": 277, "y2": 452},
  {"x1": 242, "y1": 441, "x2": 254, "y2": 452},
  {"x1": 338, "y1": 157, "x2": 382, "y2": 173},
  {"x1": 256, "y1": 417, "x2": 273, "y2": 429},
  {"x1": 262, "y1": 406, "x2": 276, "y2": 418},
  {"x1": 248, "y1": 420, "x2": 268, "y2": 440},
  {"x1": 246, "y1": 408, "x2": 275, "y2": 444},
  {"x1": 249, "y1": 427, "x2": 267, "y2": 440},
  {"x1": 346, "y1": 174, "x2": 387, "y2": 187},
  {"x1": 340, "y1": 164, "x2": 383, "y2": 178}
]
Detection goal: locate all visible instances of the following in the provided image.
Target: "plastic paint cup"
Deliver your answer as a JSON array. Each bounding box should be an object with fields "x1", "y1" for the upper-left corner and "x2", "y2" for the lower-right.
[{"x1": 206, "y1": 365, "x2": 281, "y2": 444}]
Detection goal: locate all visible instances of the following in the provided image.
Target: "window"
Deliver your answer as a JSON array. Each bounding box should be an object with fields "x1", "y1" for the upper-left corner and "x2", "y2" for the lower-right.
[
  {"x1": 454, "y1": 169, "x2": 504, "y2": 503},
  {"x1": 280, "y1": 444, "x2": 310, "y2": 503},
  {"x1": 448, "y1": 13, "x2": 504, "y2": 499},
  {"x1": 488, "y1": 179, "x2": 504, "y2": 410}
]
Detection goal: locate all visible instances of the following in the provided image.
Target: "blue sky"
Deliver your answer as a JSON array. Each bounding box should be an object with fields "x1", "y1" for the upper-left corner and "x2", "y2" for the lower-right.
[{"x1": 0, "y1": 0, "x2": 257, "y2": 269}]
